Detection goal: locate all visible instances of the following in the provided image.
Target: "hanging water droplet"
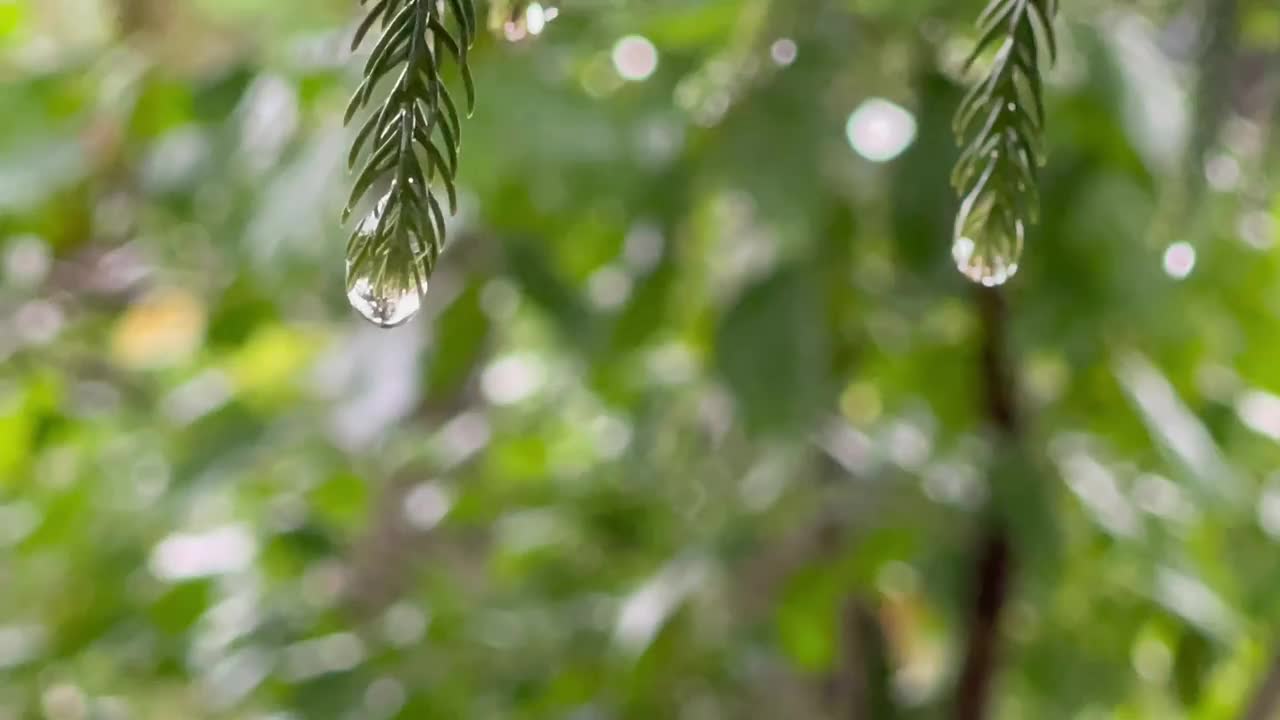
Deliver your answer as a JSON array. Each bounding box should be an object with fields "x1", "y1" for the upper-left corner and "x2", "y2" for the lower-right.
[
  {"x1": 345, "y1": 196, "x2": 427, "y2": 329},
  {"x1": 951, "y1": 188, "x2": 1023, "y2": 287},
  {"x1": 347, "y1": 271, "x2": 423, "y2": 328}
]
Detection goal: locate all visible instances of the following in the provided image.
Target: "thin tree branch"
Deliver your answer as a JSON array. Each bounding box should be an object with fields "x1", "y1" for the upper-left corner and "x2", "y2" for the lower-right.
[
  {"x1": 954, "y1": 527, "x2": 1013, "y2": 720},
  {"x1": 954, "y1": 287, "x2": 1020, "y2": 720},
  {"x1": 830, "y1": 598, "x2": 873, "y2": 720},
  {"x1": 977, "y1": 287, "x2": 1018, "y2": 436},
  {"x1": 831, "y1": 599, "x2": 895, "y2": 720}
]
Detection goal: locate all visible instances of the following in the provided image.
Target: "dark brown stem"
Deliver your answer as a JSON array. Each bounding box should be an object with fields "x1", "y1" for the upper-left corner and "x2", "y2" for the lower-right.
[
  {"x1": 977, "y1": 287, "x2": 1018, "y2": 436},
  {"x1": 954, "y1": 528, "x2": 1013, "y2": 720},
  {"x1": 1242, "y1": 651, "x2": 1280, "y2": 720},
  {"x1": 830, "y1": 599, "x2": 872, "y2": 720},
  {"x1": 832, "y1": 599, "x2": 895, "y2": 720},
  {"x1": 954, "y1": 287, "x2": 1019, "y2": 720}
]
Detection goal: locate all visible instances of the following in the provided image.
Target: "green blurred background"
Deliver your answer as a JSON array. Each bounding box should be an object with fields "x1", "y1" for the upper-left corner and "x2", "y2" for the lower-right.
[{"x1": 1, "y1": 0, "x2": 1280, "y2": 717}]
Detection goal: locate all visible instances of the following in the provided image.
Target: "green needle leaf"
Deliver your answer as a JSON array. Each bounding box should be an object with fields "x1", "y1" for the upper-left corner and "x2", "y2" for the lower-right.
[
  {"x1": 950, "y1": 0, "x2": 1057, "y2": 287},
  {"x1": 343, "y1": 0, "x2": 477, "y2": 306}
]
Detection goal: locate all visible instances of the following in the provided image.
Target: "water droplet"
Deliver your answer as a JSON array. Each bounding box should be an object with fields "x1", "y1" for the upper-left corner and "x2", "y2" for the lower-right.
[
  {"x1": 347, "y1": 272, "x2": 423, "y2": 328},
  {"x1": 345, "y1": 196, "x2": 427, "y2": 328},
  {"x1": 952, "y1": 189, "x2": 1023, "y2": 287}
]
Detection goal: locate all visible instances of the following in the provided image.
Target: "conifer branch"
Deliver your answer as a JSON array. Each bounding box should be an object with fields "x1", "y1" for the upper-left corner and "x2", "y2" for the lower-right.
[
  {"x1": 343, "y1": 0, "x2": 477, "y2": 314},
  {"x1": 951, "y1": 0, "x2": 1057, "y2": 286}
]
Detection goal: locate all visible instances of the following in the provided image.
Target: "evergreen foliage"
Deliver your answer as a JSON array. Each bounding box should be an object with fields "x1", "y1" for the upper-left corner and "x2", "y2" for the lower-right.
[
  {"x1": 344, "y1": 0, "x2": 477, "y2": 300},
  {"x1": 951, "y1": 0, "x2": 1058, "y2": 285}
]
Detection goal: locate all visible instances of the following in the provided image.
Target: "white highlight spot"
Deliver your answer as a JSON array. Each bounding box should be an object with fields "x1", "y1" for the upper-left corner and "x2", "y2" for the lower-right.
[
  {"x1": 4, "y1": 234, "x2": 51, "y2": 287},
  {"x1": 149, "y1": 525, "x2": 257, "y2": 582},
  {"x1": 614, "y1": 556, "x2": 708, "y2": 655},
  {"x1": 1205, "y1": 154, "x2": 1241, "y2": 192},
  {"x1": 525, "y1": 3, "x2": 547, "y2": 35},
  {"x1": 14, "y1": 300, "x2": 63, "y2": 346},
  {"x1": 403, "y1": 483, "x2": 451, "y2": 531},
  {"x1": 0, "y1": 625, "x2": 45, "y2": 669},
  {"x1": 365, "y1": 678, "x2": 407, "y2": 718},
  {"x1": 283, "y1": 633, "x2": 365, "y2": 682},
  {"x1": 587, "y1": 265, "x2": 633, "y2": 310},
  {"x1": 382, "y1": 602, "x2": 429, "y2": 647},
  {"x1": 1238, "y1": 210, "x2": 1275, "y2": 250},
  {"x1": 1236, "y1": 390, "x2": 1280, "y2": 441},
  {"x1": 770, "y1": 38, "x2": 798, "y2": 66},
  {"x1": 42, "y1": 684, "x2": 87, "y2": 720},
  {"x1": 1162, "y1": 242, "x2": 1195, "y2": 279},
  {"x1": 623, "y1": 223, "x2": 665, "y2": 273},
  {"x1": 846, "y1": 98, "x2": 917, "y2": 163},
  {"x1": 1259, "y1": 485, "x2": 1280, "y2": 539},
  {"x1": 591, "y1": 414, "x2": 633, "y2": 459},
  {"x1": 481, "y1": 354, "x2": 546, "y2": 406},
  {"x1": 613, "y1": 35, "x2": 659, "y2": 82},
  {"x1": 1132, "y1": 636, "x2": 1171, "y2": 683}
]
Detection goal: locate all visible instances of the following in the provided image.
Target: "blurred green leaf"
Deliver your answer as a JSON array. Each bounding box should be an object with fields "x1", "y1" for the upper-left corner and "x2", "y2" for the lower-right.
[{"x1": 716, "y1": 266, "x2": 830, "y2": 434}]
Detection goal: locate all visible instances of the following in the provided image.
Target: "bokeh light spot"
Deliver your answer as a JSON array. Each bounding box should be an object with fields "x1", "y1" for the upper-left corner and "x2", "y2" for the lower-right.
[
  {"x1": 770, "y1": 38, "x2": 798, "y2": 66},
  {"x1": 613, "y1": 35, "x2": 659, "y2": 82},
  {"x1": 846, "y1": 98, "x2": 917, "y2": 162},
  {"x1": 1162, "y1": 242, "x2": 1195, "y2": 279}
]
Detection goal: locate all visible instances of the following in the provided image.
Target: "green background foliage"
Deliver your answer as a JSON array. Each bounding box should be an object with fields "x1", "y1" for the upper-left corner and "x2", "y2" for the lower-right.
[{"x1": 0, "y1": 0, "x2": 1278, "y2": 718}]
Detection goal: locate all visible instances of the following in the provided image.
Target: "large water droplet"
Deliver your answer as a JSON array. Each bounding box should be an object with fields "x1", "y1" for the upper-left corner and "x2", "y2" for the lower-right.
[
  {"x1": 345, "y1": 197, "x2": 427, "y2": 328},
  {"x1": 347, "y1": 271, "x2": 423, "y2": 328},
  {"x1": 952, "y1": 189, "x2": 1023, "y2": 287}
]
